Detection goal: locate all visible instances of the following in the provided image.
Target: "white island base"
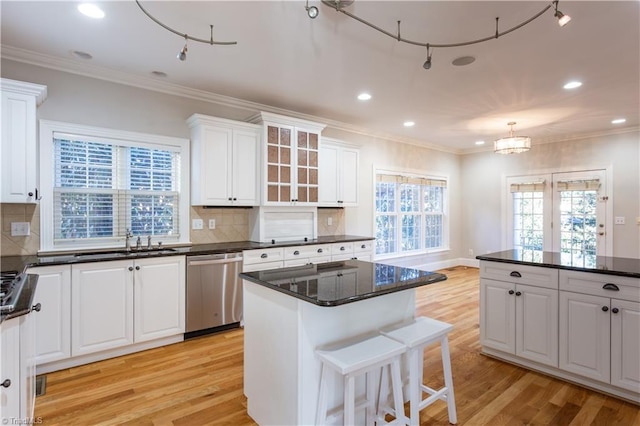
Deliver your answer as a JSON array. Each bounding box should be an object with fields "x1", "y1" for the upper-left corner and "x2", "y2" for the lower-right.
[{"x1": 243, "y1": 281, "x2": 416, "y2": 425}]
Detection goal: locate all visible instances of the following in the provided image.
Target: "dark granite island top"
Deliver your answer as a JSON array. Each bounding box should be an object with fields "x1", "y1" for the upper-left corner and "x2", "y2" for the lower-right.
[
  {"x1": 239, "y1": 260, "x2": 447, "y2": 306},
  {"x1": 476, "y1": 250, "x2": 640, "y2": 278}
]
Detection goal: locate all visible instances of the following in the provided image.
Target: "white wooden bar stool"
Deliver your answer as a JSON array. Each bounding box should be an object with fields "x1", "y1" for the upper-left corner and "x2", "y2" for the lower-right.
[
  {"x1": 315, "y1": 335, "x2": 408, "y2": 426},
  {"x1": 380, "y1": 317, "x2": 457, "y2": 425}
]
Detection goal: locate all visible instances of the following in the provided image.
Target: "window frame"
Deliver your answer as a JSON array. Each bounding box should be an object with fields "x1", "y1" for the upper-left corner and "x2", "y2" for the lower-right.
[
  {"x1": 39, "y1": 120, "x2": 190, "y2": 253},
  {"x1": 374, "y1": 169, "x2": 450, "y2": 260}
]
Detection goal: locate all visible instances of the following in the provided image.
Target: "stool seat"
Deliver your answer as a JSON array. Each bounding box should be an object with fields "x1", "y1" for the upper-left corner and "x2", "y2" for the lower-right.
[
  {"x1": 316, "y1": 335, "x2": 406, "y2": 375},
  {"x1": 381, "y1": 317, "x2": 453, "y2": 349},
  {"x1": 381, "y1": 316, "x2": 457, "y2": 425},
  {"x1": 316, "y1": 335, "x2": 408, "y2": 425}
]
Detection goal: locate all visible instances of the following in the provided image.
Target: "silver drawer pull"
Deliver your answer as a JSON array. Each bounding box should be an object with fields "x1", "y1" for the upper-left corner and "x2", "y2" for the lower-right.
[
  {"x1": 603, "y1": 283, "x2": 620, "y2": 291},
  {"x1": 510, "y1": 271, "x2": 522, "y2": 278}
]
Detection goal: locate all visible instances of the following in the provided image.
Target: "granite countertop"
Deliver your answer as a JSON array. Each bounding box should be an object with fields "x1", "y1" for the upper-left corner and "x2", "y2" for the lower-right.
[
  {"x1": 240, "y1": 260, "x2": 447, "y2": 306},
  {"x1": 476, "y1": 250, "x2": 640, "y2": 278},
  {"x1": 0, "y1": 235, "x2": 375, "y2": 274}
]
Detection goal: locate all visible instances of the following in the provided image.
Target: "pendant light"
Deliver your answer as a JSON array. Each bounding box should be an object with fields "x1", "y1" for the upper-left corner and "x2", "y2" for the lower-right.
[{"x1": 494, "y1": 122, "x2": 531, "y2": 154}]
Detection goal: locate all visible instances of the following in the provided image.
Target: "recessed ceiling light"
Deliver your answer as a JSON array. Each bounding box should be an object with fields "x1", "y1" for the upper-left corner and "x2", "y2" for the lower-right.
[
  {"x1": 151, "y1": 71, "x2": 168, "y2": 78},
  {"x1": 452, "y1": 56, "x2": 476, "y2": 66},
  {"x1": 72, "y1": 50, "x2": 93, "y2": 60},
  {"x1": 475, "y1": 141, "x2": 485, "y2": 146},
  {"x1": 357, "y1": 93, "x2": 372, "y2": 101},
  {"x1": 563, "y1": 81, "x2": 582, "y2": 90},
  {"x1": 611, "y1": 118, "x2": 626, "y2": 124},
  {"x1": 78, "y1": 3, "x2": 105, "y2": 19},
  {"x1": 403, "y1": 121, "x2": 415, "y2": 127}
]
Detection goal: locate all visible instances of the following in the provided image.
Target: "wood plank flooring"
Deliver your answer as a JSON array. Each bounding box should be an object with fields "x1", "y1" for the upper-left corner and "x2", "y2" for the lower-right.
[{"x1": 34, "y1": 266, "x2": 640, "y2": 425}]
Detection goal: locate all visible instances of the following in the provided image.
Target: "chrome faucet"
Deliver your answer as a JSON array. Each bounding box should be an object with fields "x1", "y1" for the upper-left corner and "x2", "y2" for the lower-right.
[
  {"x1": 125, "y1": 229, "x2": 133, "y2": 252},
  {"x1": 136, "y1": 236, "x2": 142, "y2": 251},
  {"x1": 147, "y1": 235, "x2": 152, "y2": 250}
]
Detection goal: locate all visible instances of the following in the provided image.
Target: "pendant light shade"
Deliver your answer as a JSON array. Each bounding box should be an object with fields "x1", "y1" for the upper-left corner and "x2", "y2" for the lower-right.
[{"x1": 494, "y1": 122, "x2": 531, "y2": 154}]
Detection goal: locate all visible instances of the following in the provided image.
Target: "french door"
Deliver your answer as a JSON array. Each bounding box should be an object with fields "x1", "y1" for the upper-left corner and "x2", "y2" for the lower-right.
[{"x1": 507, "y1": 169, "x2": 608, "y2": 264}]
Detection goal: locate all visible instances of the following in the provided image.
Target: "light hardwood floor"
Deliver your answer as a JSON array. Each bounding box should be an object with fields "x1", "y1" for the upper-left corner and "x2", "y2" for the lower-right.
[{"x1": 34, "y1": 266, "x2": 640, "y2": 425}]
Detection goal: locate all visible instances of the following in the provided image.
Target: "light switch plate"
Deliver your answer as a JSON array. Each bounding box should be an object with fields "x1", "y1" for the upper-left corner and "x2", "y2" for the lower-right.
[
  {"x1": 614, "y1": 216, "x2": 625, "y2": 225},
  {"x1": 192, "y1": 219, "x2": 203, "y2": 230},
  {"x1": 327, "y1": 217, "x2": 333, "y2": 226},
  {"x1": 209, "y1": 219, "x2": 216, "y2": 229}
]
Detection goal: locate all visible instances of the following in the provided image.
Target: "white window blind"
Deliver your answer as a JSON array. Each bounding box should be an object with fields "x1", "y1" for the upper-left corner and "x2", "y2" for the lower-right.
[
  {"x1": 53, "y1": 135, "x2": 180, "y2": 243},
  {"x1": 510, "y1": 181, "x2": 546, "y2": 192},
  {"x1": 555, "y1": 179, "x2": 601, "y2": 191}
]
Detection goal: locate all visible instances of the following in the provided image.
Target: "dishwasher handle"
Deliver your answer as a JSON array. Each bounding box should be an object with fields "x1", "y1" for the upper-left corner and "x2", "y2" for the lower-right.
[{"x1": 187, "y1": 255, "x2": 243, "y2": 267}]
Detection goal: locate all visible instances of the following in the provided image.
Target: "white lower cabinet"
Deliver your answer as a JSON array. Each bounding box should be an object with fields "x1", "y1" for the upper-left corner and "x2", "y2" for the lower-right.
[
  {"x1": 480, "y1": 278, "x2": 558, "y2": 367},
  {"x1": 27, "y1": 265, "x2": 71, "y2": 364},
  {"x1": 559, "y1": 269, "x2": 640, "y2": 394},
  {"x1": 71, "y1": 256, "x2": 185, "y2": 357}
]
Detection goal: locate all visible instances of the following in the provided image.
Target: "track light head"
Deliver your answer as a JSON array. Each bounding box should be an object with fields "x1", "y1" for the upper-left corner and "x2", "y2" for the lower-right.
[
  {"x1": 554, "y1": 1, "x2": 571, "y2": 27},
  {"x1": 306, "y1": 1, "x2": 319, "y2": 19},
  {"x1": 177, "y1": 36, "x2": 188, "y2": 61},
  {"x1": 423, "y1": 45, "x2": 432, "y2": 70}
]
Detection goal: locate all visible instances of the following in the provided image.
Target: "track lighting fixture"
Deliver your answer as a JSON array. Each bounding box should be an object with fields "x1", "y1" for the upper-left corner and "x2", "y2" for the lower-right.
[
  {"x1": 423, "y1": 44, "x2": 432, "y2": 70},
  {"x1": 305, "y1": 0, "x2": 319, "y2": 19},
  {"x1": 177, "y1": 36, "x2": 188, "y2": 61},
  {"x1": 319, "y1": 0, "x2": 572, "y2": 70},
  {"x1": 554, "y1": 0, "x2": 571, "y2": 27},
  {"x1": 135, "y1": 0, "x2": 237, "y2": 60},
  {"x1": 494, "y1": 122, "x2": 531, "y2": 154}
]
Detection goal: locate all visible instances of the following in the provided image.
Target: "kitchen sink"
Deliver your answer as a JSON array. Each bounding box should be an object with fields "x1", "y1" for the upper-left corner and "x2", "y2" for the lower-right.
[{"x1": 73, "y1": 248, "x2": 177, "y2": 260}]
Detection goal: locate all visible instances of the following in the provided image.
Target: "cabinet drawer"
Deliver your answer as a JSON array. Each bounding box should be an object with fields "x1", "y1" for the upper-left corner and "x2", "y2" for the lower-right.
[
  {"x1": 331, "y1": 242, "x2": 354, "y2": 255},
  {"x1": 353, "y1": 240, "x2": 374, "y2": 254},
  {"x1": 559, "y1": 270, "x2": 640, "y2": 302},
  {"x1": 242, "y1": 260, "x2": 283, "y2": 273},
  {"x1": 284, "y1": 245, "x2": 328, "y2": 260},
  {"x1": 480, "y1": 261, "x2": 559, "y2": 289},
  {"x1": 243, "y1": 248, "x2": 284, "y2": 265}
]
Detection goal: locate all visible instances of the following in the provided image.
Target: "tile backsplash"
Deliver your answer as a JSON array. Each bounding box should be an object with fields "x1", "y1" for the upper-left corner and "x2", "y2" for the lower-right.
[{"x1": 0, "y1": 204, "x2": 347, "y2": 256}]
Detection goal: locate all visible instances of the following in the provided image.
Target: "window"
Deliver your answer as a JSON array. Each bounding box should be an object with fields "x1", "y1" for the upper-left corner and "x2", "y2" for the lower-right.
[
  {"x1": 40, "y1": 121, "x2": 190, "y2": 251},
  {"x1": 505, "y1": 170, "x2": 609, "y2": 264},
  {"x1": 375, "y1": 172, "x2": 448, "y2": 257}
]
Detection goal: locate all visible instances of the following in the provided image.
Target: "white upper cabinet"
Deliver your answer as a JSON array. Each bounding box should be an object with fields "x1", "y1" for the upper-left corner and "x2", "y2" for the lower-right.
[
  {"x1": 188, "y1": 114, "x2": 261, "y2": 206},
  {"x1": 1, "y1": 78, "x2": 47, "y2": 203},
  {"x1": 319, "y1": 138, "x2": 359, "y2": 207},
  {"x1": 249, "y1": 111, "x2": 326, "y2": 206}
]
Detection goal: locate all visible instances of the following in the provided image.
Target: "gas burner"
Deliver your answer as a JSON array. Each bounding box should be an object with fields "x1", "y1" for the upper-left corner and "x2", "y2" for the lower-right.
[{"x1": 1, "y1": 270, "x2": 25, "y2": 313}]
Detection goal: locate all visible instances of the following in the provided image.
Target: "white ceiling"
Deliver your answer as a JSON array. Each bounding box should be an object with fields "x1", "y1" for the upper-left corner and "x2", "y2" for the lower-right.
[{"x1": 2, "y1": 1, "x2": 639, "y2": 153}]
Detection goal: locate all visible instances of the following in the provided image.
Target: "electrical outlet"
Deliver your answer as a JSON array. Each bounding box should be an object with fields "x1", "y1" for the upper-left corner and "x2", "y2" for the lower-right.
[
  {"x1": 10, "y1": 222, "x2": 30, "y2": 237},
  {"x1": 192, "y1": 219, "x2": 203, "y2": 230},
  {"x1": 209, "y1": 219, "x2": 216, "y2": 229},
  {"x1": 614, "y1": 216, "x2": 625, "y2": 225},
  {"x1": 468, "y1": 248, "x2": 474, "y2": 256},
  {"x1": 327, "y1": 217, "x2": 333, "y2": 226}
]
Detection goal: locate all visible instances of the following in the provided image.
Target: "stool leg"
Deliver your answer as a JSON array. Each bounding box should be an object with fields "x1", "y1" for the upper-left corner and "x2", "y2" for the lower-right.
[
  {"x1": 316, "y1": 363, "x2": 329, "y2": 425},
  {"x1": 344, "y1": 374, "x2": 356, "y2": 426},
  {"x1": 408, "y1": 347, "x2": 421, "y2": 426},
  {"x1": 441, "y1": 336, "x2": 457, "y2": 424},
  {"x1": 390, "y1": 357, "x2": 407, "y2": 425},
  {"x1": 377, "y1": 364, "x2": 389, "y2": 419},
  {"x1": 366, "y1": 371, "x2": 376, "y2": 426}
]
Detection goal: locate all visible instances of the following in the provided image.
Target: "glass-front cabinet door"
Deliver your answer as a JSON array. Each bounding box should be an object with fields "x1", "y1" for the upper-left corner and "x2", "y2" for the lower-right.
[
  {"x1": 266, "y1": 125, "x2": 293, "y2": 203},
  {"x1": 296, "y1": 130, "x2": 319, "y2": 203}
]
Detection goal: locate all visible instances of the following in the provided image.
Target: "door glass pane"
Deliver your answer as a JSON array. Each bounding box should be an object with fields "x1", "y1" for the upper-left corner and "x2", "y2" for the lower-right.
[
  {"x1": 512, "y1": 191, "x2": 544, "y2": 251},
  {"x1": 559, "y1": 190, "x2": 598, "y2": 267}
]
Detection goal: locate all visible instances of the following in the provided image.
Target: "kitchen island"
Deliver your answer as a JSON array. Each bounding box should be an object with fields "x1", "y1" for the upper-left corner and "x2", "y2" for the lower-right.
[
  {"x1": 477, "y1": 250, "x2": 639, "y2": 404},
  {"x1": 240, "y1": 260, "x2": 447, "y2": 425}
]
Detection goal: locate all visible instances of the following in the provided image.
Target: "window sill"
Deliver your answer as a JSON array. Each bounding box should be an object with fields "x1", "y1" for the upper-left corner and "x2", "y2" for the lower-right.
[{"x1": 374, "y1": 247, "x2": 451, "y2": 262}]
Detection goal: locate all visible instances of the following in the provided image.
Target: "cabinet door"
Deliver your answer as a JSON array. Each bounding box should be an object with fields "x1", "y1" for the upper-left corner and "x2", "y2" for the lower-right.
[
  {"x1": 611, "y1": 299, "x2": 640, "y2": 392},
  {"x1": 134, "y1": 256, "x2": 186, "y2": 343},
  {"x1": 232, "y1": 129, "x2": 259, "y2": 205},
  {"x1": 0, "y1": 317, "x2": 21, "y2": 420},
  {"x1": 340, "y1": 147, "x2": 359, "y2": 206},
  {"x1": 516, "y1": 284, "x2": 558, "y2": 367},
  {"x1": 28, "y1": 265, "x2": 71, "y2": 364},
  {"x1": 318, "y1": 144, "x2": 339, "y2": 205},
  {"x1": 20, "y1": 311, "x2": 36, "y2": 419},
  {"x1": 200, "y1": 126, "x2": 233, "y2": 204},
  {"x1": 265, "y1": 124, "x2": 293, "y2": 203},
  {"x1": 480, "y1": 279, "x2": 515, "y2": 353},
  {"x1": 1, "y1": 91, "x2": 37, "y2": 203},
  {"x1": 71, "y1": 261, "x2": 134, "y2": 356},
  {"x1": 295, "y1": 129, "x2": 319, "y2": 204},
  {"x1": 559, "y1": 291, "x2": 610, "y2": 382}
]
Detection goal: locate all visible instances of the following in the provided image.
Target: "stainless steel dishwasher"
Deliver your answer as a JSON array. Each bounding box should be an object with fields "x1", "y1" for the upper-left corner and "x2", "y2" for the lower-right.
[{"x1": 185, "y1": 252, "x2": 243, "y2": 338}]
